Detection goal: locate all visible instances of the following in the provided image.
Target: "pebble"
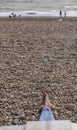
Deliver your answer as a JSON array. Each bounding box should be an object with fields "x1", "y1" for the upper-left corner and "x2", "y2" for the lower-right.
[
  {"x1": 18, "y1": 113, "x2": 25, "y2": 120},
  {"x1": 12, "y1": 119, "x2": 18, "y2": 125}
]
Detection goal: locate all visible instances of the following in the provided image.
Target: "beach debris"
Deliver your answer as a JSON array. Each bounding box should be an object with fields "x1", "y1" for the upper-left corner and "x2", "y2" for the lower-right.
[
  {"x1": 9, "y1": 12, "x2": 16, "y2": 18},
  {"x1": 58, "y1": 18, "x2": 62, "y2": 22},
  {"x1": 9, "y1": 15, "x2": 11, "y2": 18},
  {"x1": 11, "y1": 12, "x2": 16, "y2": 17},
  {"x1": 9, "y1": 13, "x2": 22, "y2": 18}
]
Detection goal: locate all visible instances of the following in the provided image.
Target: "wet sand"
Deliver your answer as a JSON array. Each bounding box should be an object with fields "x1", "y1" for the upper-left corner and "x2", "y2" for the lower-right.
[{"x1": 0, "y1": 17, "x2": 77, "y2": 126}]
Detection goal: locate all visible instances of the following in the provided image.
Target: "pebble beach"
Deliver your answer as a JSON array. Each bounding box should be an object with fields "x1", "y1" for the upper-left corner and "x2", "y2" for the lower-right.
[{"x1": 0, "y1": 17, "x2": 77, "y2": 126}]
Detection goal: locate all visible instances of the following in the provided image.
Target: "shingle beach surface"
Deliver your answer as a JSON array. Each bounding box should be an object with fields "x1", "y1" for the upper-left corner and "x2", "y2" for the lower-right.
[{"x1": 0, "y1": 17, "x2": 77, "y2": 126}]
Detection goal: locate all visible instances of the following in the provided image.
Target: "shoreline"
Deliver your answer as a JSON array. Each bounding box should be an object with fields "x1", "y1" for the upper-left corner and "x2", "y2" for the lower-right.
[
  {"x1": 0, "y1": 10, "x2": 77, "y2": 17},
  {"x1": 0, "y1": 16, "x2": 77, "y2": 22}
]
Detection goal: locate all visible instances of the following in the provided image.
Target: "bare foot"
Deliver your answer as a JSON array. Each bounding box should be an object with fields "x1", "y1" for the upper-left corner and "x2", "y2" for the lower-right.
[
  {"x1": 42, "y1": 92, "x2": 55, "y2": 109},
  {"x1": 42, "y1": 92, "x2": 60, "y2": 110}
]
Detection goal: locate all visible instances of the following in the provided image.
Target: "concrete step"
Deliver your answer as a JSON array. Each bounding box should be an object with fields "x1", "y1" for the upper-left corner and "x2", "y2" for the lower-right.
[
  {"x1": 0, "y1": 125, "x2": 25, "y2": 130},
  {"x1": 0, "y1": 121, "x2": 77, "y2": 130},
  {"x1": 25, "y1": 120, "x2": 72, "y2": 130},
  {"x1": 71, "y1": 123, "x2": 77, "y2": 130}
]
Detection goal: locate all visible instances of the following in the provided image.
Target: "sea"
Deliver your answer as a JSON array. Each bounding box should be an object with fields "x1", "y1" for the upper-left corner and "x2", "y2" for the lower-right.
[{"x1": 0, "y1": 0, "x2": 77, "y2": 17}]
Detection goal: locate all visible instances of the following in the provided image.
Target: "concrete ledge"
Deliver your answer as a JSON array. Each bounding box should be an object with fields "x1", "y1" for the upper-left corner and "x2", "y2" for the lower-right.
[
  {"x1": 25, "y1": 120, "x2": 72, "y2": 130},
  {"x1": 0, "y1": 121, "x2": 77, "y2": 130},
  {"x1": 0, "y1": 125, "x2": 25, "y2": 130},
  {"x1": 71, "y1": 123, "x2": 77, "y2": 130}
]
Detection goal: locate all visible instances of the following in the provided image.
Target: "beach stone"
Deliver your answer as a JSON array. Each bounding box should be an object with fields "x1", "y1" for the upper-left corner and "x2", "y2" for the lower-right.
[
  {"x1": 12, "y1": 119, "x2": 18, "y2": 125},
  {"x1": 6, "y1": 112, "x2": 11, "y2": 116},
  {"x1": 18, "y1": 113, "x2": 25, "y2": 120}
]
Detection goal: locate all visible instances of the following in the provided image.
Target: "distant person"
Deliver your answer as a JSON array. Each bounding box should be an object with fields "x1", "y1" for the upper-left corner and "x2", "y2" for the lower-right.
[
  {"x1": 39, "y1": 92, "x2": 58, "y2": 121},
  {"x1": 60, "y1": 10, "x2": 62, "y2": 17},
  {"x1": 64, "y1": 11, "x2": 66, "y2": 17}
]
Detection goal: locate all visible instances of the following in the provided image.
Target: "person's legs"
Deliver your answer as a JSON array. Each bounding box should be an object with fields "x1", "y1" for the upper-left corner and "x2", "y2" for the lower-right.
[
  {"x1": 39, "y1": 92, "x2": 55, "y2": 121},
  {"x1": 39, "y1": 107, "x2": 55, "y2": 121}
]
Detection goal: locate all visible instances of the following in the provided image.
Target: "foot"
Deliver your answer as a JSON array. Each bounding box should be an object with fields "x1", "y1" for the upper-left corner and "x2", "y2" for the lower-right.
[{"x1": 42, "y1": 92, "x2": 53, "y2": 109}]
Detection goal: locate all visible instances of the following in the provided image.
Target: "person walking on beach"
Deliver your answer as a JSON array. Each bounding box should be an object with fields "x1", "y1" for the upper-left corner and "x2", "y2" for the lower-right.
[
  {"x1": 60, "y1": 10, "x2": 62, "y2": 17},
  {"x1": 64, "y1": 11, "x2": 66, "y2": 17},
  {"x1": 39, "y1": 92, "x2": 56, "y2": 121}
]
